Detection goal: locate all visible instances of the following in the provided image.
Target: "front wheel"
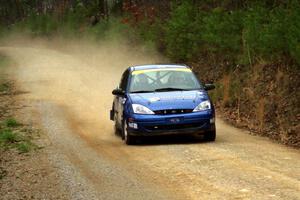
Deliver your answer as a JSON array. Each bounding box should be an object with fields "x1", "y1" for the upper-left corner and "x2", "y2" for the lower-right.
[
  {"x1": 122, "y1": 120, "x2": 135, "y2": 145},
  {"x1": 113, "y1": 112, "x2": 121, "y2": 136},
  {"x1": 204, "y1": 129, "x2": 216, "y2": 142}
]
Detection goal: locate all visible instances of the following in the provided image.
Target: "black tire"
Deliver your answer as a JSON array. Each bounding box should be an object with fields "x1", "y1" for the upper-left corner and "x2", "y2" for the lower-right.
[
  {"x1": 204, "y1": 129, "x2": 216, "y2": 142},
  {"x1": 113, "y1": 113, "x2": 121, "y2": 136},
  {"x1": 122, "y1": 120, "x2": 135, "y2": 145},
  {"x1": 114, "y1": 122, "x2": 121, "y2": 136}
]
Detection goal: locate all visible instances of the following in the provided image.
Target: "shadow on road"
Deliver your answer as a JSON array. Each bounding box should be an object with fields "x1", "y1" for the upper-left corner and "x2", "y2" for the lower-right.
[{"x1": 133, "y1": 135, "x2": 210, "y2": 146}]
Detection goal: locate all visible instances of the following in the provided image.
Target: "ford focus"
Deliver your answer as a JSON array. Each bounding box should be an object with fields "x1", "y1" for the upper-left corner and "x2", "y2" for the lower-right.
[{"x1": 110, "y1": 64, "x2": 216, "y2": 145}]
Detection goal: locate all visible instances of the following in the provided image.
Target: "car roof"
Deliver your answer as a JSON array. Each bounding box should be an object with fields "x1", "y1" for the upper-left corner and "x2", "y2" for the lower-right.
[{"x1": 129, "y1": 64, "x2": 189, "y2": 71}]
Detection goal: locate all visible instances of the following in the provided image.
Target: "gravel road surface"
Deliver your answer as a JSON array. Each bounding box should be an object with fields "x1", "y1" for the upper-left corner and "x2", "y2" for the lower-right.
[{"x1": 1, "y1": 39, "x2": 299, "y2": 200}]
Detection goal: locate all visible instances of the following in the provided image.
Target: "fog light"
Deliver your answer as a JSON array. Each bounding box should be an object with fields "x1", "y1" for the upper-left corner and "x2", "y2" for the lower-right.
[
  {"x1": 210, "y1": 118, "x2": 215, "y2": 124},
  {"x1": 128, "y1": 122, "x2": 138, "y2": 129}
]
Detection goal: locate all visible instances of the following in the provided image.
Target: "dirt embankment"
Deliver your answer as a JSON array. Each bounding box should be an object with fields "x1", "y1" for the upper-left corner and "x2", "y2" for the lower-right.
[{"x1": 193, "y1": 60, "x2": 300, "y2": 148}]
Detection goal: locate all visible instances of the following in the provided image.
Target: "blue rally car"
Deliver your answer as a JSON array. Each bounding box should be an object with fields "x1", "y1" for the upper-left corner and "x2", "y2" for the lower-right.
[{"x1": 110, "y1": 64, "x2": 216, "y2": 145}]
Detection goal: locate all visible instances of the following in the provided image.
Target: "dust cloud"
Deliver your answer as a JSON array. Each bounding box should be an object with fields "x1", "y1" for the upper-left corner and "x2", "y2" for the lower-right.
[{"x1": 0, "y1": 35, "x2": 166, "y2": 139}]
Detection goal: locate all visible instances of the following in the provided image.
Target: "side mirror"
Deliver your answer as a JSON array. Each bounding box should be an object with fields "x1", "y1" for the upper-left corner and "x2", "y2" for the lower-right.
[
  {"x1": 204, "y1": 83, "x2": 215, "y2": 91},
  {"x1": 112, "y1": 88, "x2": 125, "y2": 96}
]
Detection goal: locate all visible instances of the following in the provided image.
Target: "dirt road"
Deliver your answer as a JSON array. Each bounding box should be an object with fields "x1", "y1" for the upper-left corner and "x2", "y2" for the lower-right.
[{"x1": 1, "y1": 38, "x2": 299, "y2": 200}]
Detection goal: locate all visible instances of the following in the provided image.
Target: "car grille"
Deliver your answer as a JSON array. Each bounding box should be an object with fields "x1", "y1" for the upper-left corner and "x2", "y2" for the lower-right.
[
  {"x1": 145, "y1": 122, "x2": 206, "y2": 131},
  {"x1": 154, "y1": 109, "x2": 193, "y2": 115}
]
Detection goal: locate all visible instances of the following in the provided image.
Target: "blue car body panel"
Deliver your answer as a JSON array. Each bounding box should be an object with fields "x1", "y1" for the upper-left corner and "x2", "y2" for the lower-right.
[
  {"x1": 129, "y1": 90, "x2": 209, "y2": 110},
  {"x1": 111, "y1": 64, "x2": 215, "y2": 137}
]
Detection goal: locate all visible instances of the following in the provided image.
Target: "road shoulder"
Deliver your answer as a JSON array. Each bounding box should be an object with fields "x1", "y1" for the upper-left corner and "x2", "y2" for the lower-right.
[{"x1": 0, "y1": 56, "x2": 70, "y2": 200}]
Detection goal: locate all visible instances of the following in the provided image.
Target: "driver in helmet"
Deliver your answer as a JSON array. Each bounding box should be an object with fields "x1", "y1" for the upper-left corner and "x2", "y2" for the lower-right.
[
  {"x1": 132, "y1": 73, "x2": 152, "y2": 91},
  {"x1": 168, "y1": 72, "x2": 187, "y2": 86}
]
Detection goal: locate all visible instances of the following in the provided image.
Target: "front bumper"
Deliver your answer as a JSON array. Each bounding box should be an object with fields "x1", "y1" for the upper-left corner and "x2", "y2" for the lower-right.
[{"x1": 126, "y1": 111, "x2": 215, "y2": 136}]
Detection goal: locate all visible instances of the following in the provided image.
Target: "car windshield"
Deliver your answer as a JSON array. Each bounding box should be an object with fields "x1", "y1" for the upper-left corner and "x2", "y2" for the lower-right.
[{"x1": 129, "y1": 68, "x2": 202, "y2": 93}]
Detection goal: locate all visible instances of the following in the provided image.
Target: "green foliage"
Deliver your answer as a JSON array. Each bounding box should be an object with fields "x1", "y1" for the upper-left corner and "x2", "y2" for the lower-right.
[
  {"x1": 165, "y1": 2, "x2": 199, "y2": 61},
  {"x1": 0, "y1": 82, "x2": 9, "y2": 92},
  {"x1": 162, "y1": 1, "x2": 300, "y2": 65},
  {"x1": 0, "y1": 129, "x2": 18, "y2": 144},
  {"x1": 0, "y1": 24, "x2": 6, "y2": 38},
  {"x1": 60, "y1": 9, "x2": 87, "y2": 37},
  {"x1": 243, "y1": 6, "x2": 277, "y2": 60},
  {"x1": 134, "y1": 18, "x2": 165, "y2": 52},
  {"x1": 11, "y1": 5, "x2": 87, "y2": 37},
  {"x1": 164, "y1": 2, "x2": 243, "y2": 62},
  {"x1": 87, "y1": 17, "x2": 128, "y2": 41},
  {"x1": 0, "y1": 119, "x2": 36, "y2": 153},
  {"x1": 210, "y1": 82, "x2": 224, "y2": 103},
  {"x1": 201, "y1": 8, "x2": 243, "y2": 55},
  {"x1": 0, "y1": 55, "x2": 10, "y2": 68},
  {"x1": 24, "y1": 13, "x2": 59, "y2": 36},
  {"x1": 285, "y1": 2, "x2": 300, "y2": 65},
  {"x1": 16, "y1": 142, "x2": 32, "y2": 153},
  {"x1": 241, "y1": 3, "x2": 300, "y2": 64},
  {"x1": 0, "y1": 127, "x2": 36, "y2": 153},
  {"x1": 87, "y1": 20, "x2": 110, "y2": 39},
  {"x1": 5, "y1": 118, "x2": 21, "y2": 128},
  {"x1": 137, "y1": 20, "x2": 158, "y2": 44}
]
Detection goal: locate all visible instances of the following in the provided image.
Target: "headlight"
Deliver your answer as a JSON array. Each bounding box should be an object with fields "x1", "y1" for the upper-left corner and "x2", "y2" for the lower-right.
[
  {"x1": 132, "y1": 104, "x2": 154, "y2": 115},
  {"x1": 193, "y1": 100, "x2": 211, "y2": 112}
]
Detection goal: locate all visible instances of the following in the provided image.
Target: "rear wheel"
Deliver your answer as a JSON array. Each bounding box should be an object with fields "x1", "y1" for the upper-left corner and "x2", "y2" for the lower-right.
[
  {"x1": 204, "y1": 129, "x2": 216, "y2": 142},
  {"x1": 122, "y1": 120, "x2": 135, "y2": 145}
]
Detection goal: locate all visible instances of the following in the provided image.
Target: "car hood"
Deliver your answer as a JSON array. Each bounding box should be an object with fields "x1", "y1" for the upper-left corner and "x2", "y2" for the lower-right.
[{"x1": 129, "y1": 90, "x2": 209, "y2": 111}]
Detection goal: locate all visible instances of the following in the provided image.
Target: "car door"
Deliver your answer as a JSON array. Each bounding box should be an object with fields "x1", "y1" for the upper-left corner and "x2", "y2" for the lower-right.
[{"x1": 115, "y1": 69, "x2": 129, "y2": 127}]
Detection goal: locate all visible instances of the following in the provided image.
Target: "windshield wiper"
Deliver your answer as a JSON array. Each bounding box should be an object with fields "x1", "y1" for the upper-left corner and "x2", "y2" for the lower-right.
[
  {"x1": 154, "y1": 87, "x2": 188, "y2": 92},
  {"x1": 130, "y1": 90, "x2": 155, "y2": 93}
]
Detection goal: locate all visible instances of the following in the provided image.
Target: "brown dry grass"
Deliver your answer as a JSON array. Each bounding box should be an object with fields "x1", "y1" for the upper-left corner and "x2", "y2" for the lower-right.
[
  {"x1": 222, "y1": 74, "x2": 230, "y2": 106},
  {"x1": 256, "y1": 97, "x2": 265, "y2": 132}
]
